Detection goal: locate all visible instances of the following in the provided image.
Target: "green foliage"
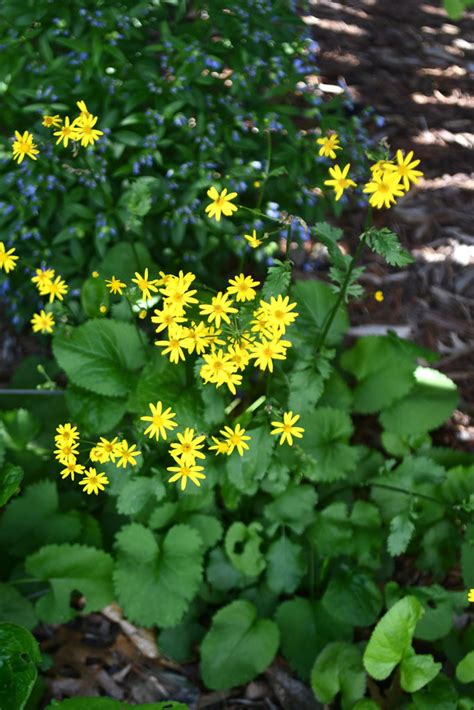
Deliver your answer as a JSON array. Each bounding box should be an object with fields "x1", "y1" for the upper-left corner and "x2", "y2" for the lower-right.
[
  {"x1": 311, "y1": 642, "x2": 366, "y2": 708},
  {"x1": 200, "y1": 600, "x2": 279, "y2": 690},
  {"x1": 0, "y1": 463, "x2": 23, "y2": 506},
  {"x1": 0, "y1": 623, "x2": 41, "y2": 710},
  {"x1": 25, "y1": 544, "x2": 114, "y2": 623},
  {"x1": 444, "y1": 0, "x2": 474, "y2": 19},
  {"x1": 363, "y1": 596, "x2": 427, "y2": 681},
  {"x1": 456, "y1": 651, "x2": 474, "y2": 684},
  {"x1": 113, "y1": 524, "x2": 203, "y2": 628},
  {"x1": 225, "y1": 522, "x2": 265, "y2": 577},
  {"x1": 0, "y1": 584, "x2": 37, "y2": 629},
  {"x1": 364, "y1": 227, "x2": 413, "y2": 266},
  {"x1": 53, "y1": 320, "x2": 146, "y2": 397}
]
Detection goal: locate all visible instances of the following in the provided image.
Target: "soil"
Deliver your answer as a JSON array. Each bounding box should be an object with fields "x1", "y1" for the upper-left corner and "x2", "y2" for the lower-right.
[{"x1": 292, "y1": 0, "x2": 474, "y2": 451}]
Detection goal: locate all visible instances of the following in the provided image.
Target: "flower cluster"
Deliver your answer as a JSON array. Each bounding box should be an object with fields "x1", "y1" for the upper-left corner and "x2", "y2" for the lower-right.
[
  {"x1": 11, "y1": 99, "x2": 103, "y2": 164},
  {"x1": 54, "y1": 424, "x2": 142, "y2": 494},
  {"x1": 319, "y1": 132, "x2": 423, "y2": 208},
  {"x1": 28, "y1": 267, "x2": 69, "y2": 334}
]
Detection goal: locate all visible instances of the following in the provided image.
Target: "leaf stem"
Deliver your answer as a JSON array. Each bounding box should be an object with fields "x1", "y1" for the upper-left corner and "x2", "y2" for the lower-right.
[{"x1": 256, "y1": 130, "x2": 272, "y2": 210}]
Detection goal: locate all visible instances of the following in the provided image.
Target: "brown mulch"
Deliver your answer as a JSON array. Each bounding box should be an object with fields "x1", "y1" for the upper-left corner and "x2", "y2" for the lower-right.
[{"x1": 294, "y1": 0, "x2": 474, "y2": 441}]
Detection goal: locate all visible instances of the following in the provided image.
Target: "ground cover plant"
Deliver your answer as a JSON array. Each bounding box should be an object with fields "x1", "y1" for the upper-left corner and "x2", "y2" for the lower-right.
[
  {"x1": 0, "y1": 0, "x2": 377, "y2": 328},
  {"x1": 1, "y1": 115, "x2": 474, "y2": 708}
]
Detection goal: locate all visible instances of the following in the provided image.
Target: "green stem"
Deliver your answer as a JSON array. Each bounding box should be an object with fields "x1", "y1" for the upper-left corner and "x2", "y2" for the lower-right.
[
  {"x1": 285, "y1": 221, "x2": 292, "y2": 259},
  {"x1": 5, "y1": 578, "x2": 38, "y2": 586},
  {"x1": 237, "y1": 204, "x2": 282, "y2": 224},
  {"x1": 314, "y1": 213, "x2": 371, "y2": 355},
  {"x1": 256, "y1": 130, "x2": 272, "y2": 210},
  {"x1": 321, "y1": 482, "x2": 447, "y2": 509}
]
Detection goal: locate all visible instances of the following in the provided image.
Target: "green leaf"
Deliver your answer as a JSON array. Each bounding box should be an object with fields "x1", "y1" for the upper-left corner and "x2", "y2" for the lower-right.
[
  {"x1": 200, "y1": 600, "x2": 279, "y2": 690},
  {"x1": 411, "y1": 673, "x2": 459, "y2": 709},
  {"x1": 311, "y1": 642, "x2": 366, "y2": 708},
  {"x1": 313, "y1": 222, "x2": 346, "y2": 269},
  {"x1": 264, "y1": 483, "x2": 318, "y2": 535},
  {"x1": 261, "y1": 258, "x2": 292, "y2": 300},
  {"x1": 66, "y1": 386, "x2": 127, "y2": 434},
  {"x1": 461, "y1": 543, "x2": 474, "y2": 586},
  {"x1": 291, "y1": 280, "x2": 348, "y2": 345},
  {"x1": 206, "y1": 547, "x2": 246, "y2": 591},
  {"x1": 322, "y1": 570, "x2": 383, "y2": 627},
  {"x1": 0, "y1": 585, "x2": 37, "y2": 629},
  {"x1": 388, "y1": 513, "x2": 415, "y2": 556},
  {"x1": 186, "y1": 514, "x2": 222, "y2": 551},
  {"x1": 299, "y1": 407, "x2": 359, "y2": 482},
  {"x1": 225, "y1": 522, "x2": 266, "y2": 577},
  {"x1": 225, "y1": 425, "x2": 274, "y2": 494},
  {"x1": 98, "y1": 242, "x2": 154, "y2": 281},
  {"x1": 364, "y1": 227, "x2": 413, "y2": 266},
  {"x1": 275, "y1": 598, "x2": 351, "y2": 680},
  {"x1": 53, "y1": 320, "x2": 146, "y2": 397},
  {"x1": 114, "y1": 524, "x2": 203, "y2": 628},
  {"x1": 380, "y1": 367, "x2": 458, "y2": 435},
  {"x1": 116, "y1": 477, "x2": 166, "y2": 516},
  {"x1": 25, "y1": 544, "x2": 114, "y2": 623},
  {"x1": 400, "y1": 651, "x2": 441, "y2": 692},
  {"x1": 310, "y1": 502, "x2": 352, "y2": 557},
  {"x1": 456, "y1": 651, "x2": 474, "y2": 684},
  {"x1": 0, "y1": 623, "x2": 41, "y2": 710},
  {"x1": 341, "y1": 336, "x2": 416, "y2": 413},
  {"x1": 0, "y1": 480, "x2": 81, "y2": 557},
  {"x1": 288, "y1": 363, "x2": 324, "y2": 416},
  {"x1": 266, "y1": 536, "x2": 306, "y2": 594},
  {"x1": 158, "y1": 618, "x2": 205, "y2": 663},
  {"x1": 0, "y1": 463, "x2": 23, "y2": 506},
  {"x1": 80, "y1": 277, "x2": 109, "y2": 318},
  {"x1": 363, "y1": 596, "x2": 424, "y2": 680},
  {"x1": 414, "y1": 586, "x2": 462, "y2": 641}
]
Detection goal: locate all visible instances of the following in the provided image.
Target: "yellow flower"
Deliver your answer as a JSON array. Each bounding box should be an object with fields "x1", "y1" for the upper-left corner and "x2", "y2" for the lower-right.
[
  {"x1": 105, "y1": 276, "x2": 126, "y2": 295},
  {"x1": 370, "y1": 159, "x2": 393, "y2": 179},
  {"x1": 220, "y1": 424, "x2": 250, "y2": 456},
  {"x1": 161, "y1": 273, "x2": 198, "y2": 312},
  {"x1": 151, "y1": 306, "x2": 186, "y2": 334},
  {"x1": 260, "y1": 295, "x2": 298, "y2": 334},
  {"x1": 0, "y1": 243, "x2": 19, "y2": 273},
  {"x1": 53, "y1": 116, "x2": 80, "y2": 147},
  {"x1": 169, "y1": 427, "x2": 206, "y2": 466},
  {"x1": 250, "y1": 337, "x2": 291, "y2": 372},
  {"x1": 141, "y1": 401, "x2": 178, "y2": 441},
  {"x1": 155, "y1": 325, "x2": 187, "y2": 363},
  {"x1": 12, "y1": 130, "x2": 39, "y2": 164},
  {"x1": 468, "y1": 589, "x2": 474, "y2": 603},
  {"x1": 39, "y1": 275, "x2": 68, "y2": 303},
  {"x1": 317, "y1": 133, "x2": 342, "y2": 159},
  {"x1": 200, "y1": 349, "x2": 236, "y2": 387},
  {"x1": 205, "y1": 187, "x2": 238, "y2": 222},
  {"x1": 271, "y1": 411, "x2": 305, "y2": 446},
  {"x1": 222, "y1": 369, "x2": 242, "y2": 396},
  {"x1": 167, "y1": 459, "x2": 206, "y2": 490},
  {"x1": 89, "y1": 446, "x2": 102, "y2": 462},
  {"x1": 31, "y1": 309, "x2": 55, "y2": 334},
  {"x1": 55, "y1": 423, "x2": 80, "y2": 445},
  {"x1": 226, "y1": 343, "x2": 251, "y2": 371},
  {"x1": 208, "y1": 437, "x2": 230, "y2": 455},
  {"x1": 54, "y1": 441, "x2": 80, "y2": 464},
  {"x1": 76, "y1": 100, "x2": 92, "y2": 120},
  {"x1": 227, "y1": 273, "x2": 260, "y2": 302},
  {"x1": 375, "y1": 290, "x2": 384, "y2": 302},
  {"x1": 79, "y1": 467, "x2": 109, "y2": 495},
  {"x1": 131, "y1": 268, "x2": 158, "y2": 302},
  {"x1": 42, "y1": 115, "x2": 61, "y2": 128},
  {"x1": 244, "y1": 230, "x2": 262, "y2": 249},
  {"x1": 99, "y1": 305, "x2": 107, "y2": 314},
  {"x1": 139, "y1": 309, "x2": 147, "y2": 319},
  {"x1": 31, "y1": 267, "x2": 54, "y2": 290},
  {"x1": 92, "y1": 271, "x2": 99, "y2": 278},
  {"x1": 74, "y1": 114, "x2": 104, "y2": 148},
  {"x1": 116, "y1": 440, "x2": 141, "y2": 468},
  {"x1": 181, "y1": 321, "x2": 209, "y2": 355},
  {"x1": 199, "y1": 291, "x2": 238, "y2": 329},
  {"x1": 59, "y1": 457, "x2": 85, "y2": 481},
  {"x1": 385, "y1": 150, "x2": 423, "y2": 191},
  {"x1": 94, "y1": 437, "x2": 121, "y2": 463},
  {"x1": 324, "y1": 163, "x2": 357, "y2": 201},
  {"x1": 363, "y1": 172, "x2": 405, "y2": 209}
]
